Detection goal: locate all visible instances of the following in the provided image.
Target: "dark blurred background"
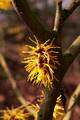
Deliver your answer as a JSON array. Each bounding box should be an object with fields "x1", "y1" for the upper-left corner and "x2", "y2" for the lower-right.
[{"x1": 0, "y1": 0, "x2": 80, "y2": 119}]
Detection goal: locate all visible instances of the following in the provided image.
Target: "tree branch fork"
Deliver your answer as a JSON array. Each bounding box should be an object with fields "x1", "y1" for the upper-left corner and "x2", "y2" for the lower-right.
[{"x1": 9, "y1": 0, "x2": 80, "y2": 120}]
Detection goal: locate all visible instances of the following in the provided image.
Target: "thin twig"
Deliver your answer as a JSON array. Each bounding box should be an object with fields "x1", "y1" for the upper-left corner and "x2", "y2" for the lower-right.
[
  {"x1": 11, "y1": 0, "x2": 80, "y2": 120},
  {"x1": 0, "y1": 53, "x2": 36, "y2": 116},
  {"x1": 62, "y1": 0, "x2": 80, "y2": 23},
  {"x1": 38, "y1": 10, "x2": 80, "y2": 120},
  {"x1": 38, "y1": 2, "x2": 63, "y2": 120},
  {"x1": 63, "y1": 35, "x2": 80, "y2": 75},
  {"x1": 53, "y1": 0, "x2": 62, "y2": 32},
  {"x1": 63, "y1": 84, "x2": 80, "y2": 120}
]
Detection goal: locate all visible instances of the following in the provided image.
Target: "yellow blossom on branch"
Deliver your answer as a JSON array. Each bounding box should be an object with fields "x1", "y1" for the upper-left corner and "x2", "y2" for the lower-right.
[
  {"x1": 36, "y1": 91, "x2": 65, "y2": 119},
  {"x1": 0, "y1": 95, "x2": 65, "y2": 120},
  {"x1": 27, "y1": 94, "x2": 65, "y2": 120},
  {"x1": 1, "y1": 106, "x2": 30, "y2": 120},
  {"x1": 53, "y1": 95, "x2": 65, "y2": 119},
  {"x1": 21, "y1": 36, "x2": 60, "y2": 88}
]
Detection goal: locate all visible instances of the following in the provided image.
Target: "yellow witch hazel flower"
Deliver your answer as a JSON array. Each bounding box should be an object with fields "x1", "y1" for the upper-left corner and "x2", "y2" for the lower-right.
[
  {"x1": 36, "y1": 91, "x2": 65, "y2": 119},
  {"x1": 21, "y1": 35, "x2": 60, "y2": 88},
  {"x1": 1, "y1": 106, "x2": 30, "y2": 120},
  {"x1": 53, "y1": 95, "x2": 65, "y2": 119},
  {"x1": 28, "y1": 94, "x2": 65, "y2": 120},
  {"x1": 0, "y1": 0, "x2": 12, "y2": 10}
]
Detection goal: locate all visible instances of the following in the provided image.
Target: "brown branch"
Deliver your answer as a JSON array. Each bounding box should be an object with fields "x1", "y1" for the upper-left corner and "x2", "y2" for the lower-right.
[
  {"x1": 62, "y1": 36, "x2": 80, "y2": 119},
  {"x1": 62, "y1": 0, "x2": 80, "y2": 23},
  {"x1": 11, "y1": 1, "x2": 80, "y2": 120},
  {"x1": 38, "y1": 1, "x2": 63, "y2": 120},
  {"x1": 0, "y1": 53, "x2": 37, "y2": 116},
  {"x1": 53, "y1": 0, "x2": 62, "y2": 32},
  {"x1": 12, "y1": 0, "x2": 55, "y2": 42},
  {"x1": 38, "y1": 0, "x2": 79, "y2": 120},
  {"x1": 63, "y1": 35, "x2": 80, "y2": 75},
  {"x1": 63, "y1": 84, "x2": 80, "y2": 120},
  {"x1": 54, "y1": 0, "x2": 80, "y2": 30},
  {"x1": 38, "y1": 15, "x2": 80, "y2": 120},
  {"x1": 12, "y1": 0, "x2": 80, "y2": 41},
  {"x1": 38, "y1": 45, "x2": 62, "y2": 120}
]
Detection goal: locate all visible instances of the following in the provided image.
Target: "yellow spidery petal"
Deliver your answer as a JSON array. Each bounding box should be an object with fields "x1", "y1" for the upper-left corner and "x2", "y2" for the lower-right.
[
  {"x1": 53, "y1": 95, "x2": 65, "y2": 119},
  {"x1": 27, "y1": 94, "x2": 65, "y2": 120},
  {"x1": 1, "y1": 106, "x2": 31, "y2": 120},
  {"x1": 21, "y1": 35, "x2": 60, "y2": 88}
]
